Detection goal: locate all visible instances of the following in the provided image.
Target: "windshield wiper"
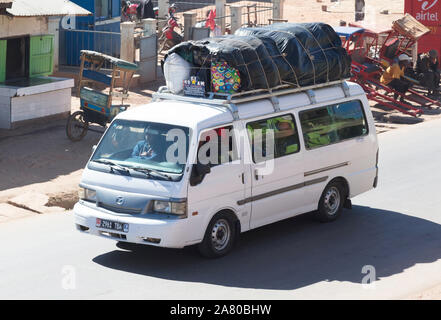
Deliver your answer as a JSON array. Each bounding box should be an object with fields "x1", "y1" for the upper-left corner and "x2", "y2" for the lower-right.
[
  {"x1": 91, "y1": 159, "x2": 130, "y2": 175},
  {"x1": 130, "y1": 167, "x2": 173, "y2": 181}
]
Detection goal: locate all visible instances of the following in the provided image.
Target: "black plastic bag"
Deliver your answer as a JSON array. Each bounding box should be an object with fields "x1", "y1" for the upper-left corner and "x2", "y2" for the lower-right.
[
  {"x1": 167, "y1": 35, "x2": 284, "y2": 91},
  {"x1": 165, "y1": 22, "x2": 351, "y2": 92},
  {"x1": 235, "y1": 23, "x2": 352, "y2": 86}
]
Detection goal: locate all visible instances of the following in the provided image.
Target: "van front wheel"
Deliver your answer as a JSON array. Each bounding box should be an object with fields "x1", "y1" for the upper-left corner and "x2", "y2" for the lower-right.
[
  {"x1": 198, "y1": 212, "x2": 236, "y2": 258},
  {"x1": 316, "y1": 182, "x2": 344, "y2": 222}
]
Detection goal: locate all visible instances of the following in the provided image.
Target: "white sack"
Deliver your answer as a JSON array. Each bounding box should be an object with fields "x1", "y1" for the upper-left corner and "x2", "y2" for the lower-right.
[{"x1": 163, "y1": 53, "x2": 191, "y2": 94}]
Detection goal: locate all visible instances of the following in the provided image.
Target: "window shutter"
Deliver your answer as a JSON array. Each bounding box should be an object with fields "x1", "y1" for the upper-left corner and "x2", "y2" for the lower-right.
[
  {"x1": 29, "y1": 35, "x2": 54, "y2": 77},
  {"x1": 0, "y1": 40, "x2": 6, "y2": 83}
]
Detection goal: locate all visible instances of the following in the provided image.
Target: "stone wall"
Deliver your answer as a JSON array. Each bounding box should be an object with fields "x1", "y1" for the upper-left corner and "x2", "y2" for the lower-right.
[{"x1": 0, "y1": 16, "x2": 49, "y2": 38}]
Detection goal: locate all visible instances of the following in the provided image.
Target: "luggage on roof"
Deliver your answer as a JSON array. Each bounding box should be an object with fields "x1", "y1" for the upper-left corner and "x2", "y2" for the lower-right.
[
  {"x1": 167, "y1": 35, "x2": 285, "y2": 92},
  {"x1": 235, "y1": 23, "x2": 352, "y2": 86},
  {"x1": 164, "y1": 22, "x2": 351, "y2": 94}
]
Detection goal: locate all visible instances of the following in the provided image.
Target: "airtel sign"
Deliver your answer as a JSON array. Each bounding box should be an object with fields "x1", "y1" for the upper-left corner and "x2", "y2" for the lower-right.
[
  {"x1": 405, "y1": 0, "x2": 441, "y2": 54},
  {"x1": 406, "y1": 0, "x2": 441, "y2": 24},
  {"x1": 419, "y1": 0, "x2": 438, "y2": 11}
]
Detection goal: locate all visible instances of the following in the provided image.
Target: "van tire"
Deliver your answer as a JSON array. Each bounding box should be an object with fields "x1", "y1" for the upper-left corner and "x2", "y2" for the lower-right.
[
  {"x1": 198, "y1": 212, "x2": 237, "y2": 258},
  {"x1": 316, "y1": 181, "x2": 344, "y2": 222}
]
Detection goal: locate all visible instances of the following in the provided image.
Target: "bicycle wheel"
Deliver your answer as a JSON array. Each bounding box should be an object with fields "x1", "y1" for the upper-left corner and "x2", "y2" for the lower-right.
[{"x1": 66, "y1": 111, "x2": 89, "y2": 142}]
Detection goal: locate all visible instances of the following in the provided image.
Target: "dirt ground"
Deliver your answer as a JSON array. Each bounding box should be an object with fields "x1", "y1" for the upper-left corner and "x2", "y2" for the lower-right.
[{"x1": 284, "y1": 0, "x2": 404, "y2": 30}]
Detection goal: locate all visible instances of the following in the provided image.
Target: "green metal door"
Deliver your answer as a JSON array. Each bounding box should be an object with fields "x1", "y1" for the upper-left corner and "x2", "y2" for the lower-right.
[
  {"x1": 0, "y1": 40, "x2": 6, "y2": 83},
  {"x1": 29, "y1": 35, "x2": 54, "y2": 77}
]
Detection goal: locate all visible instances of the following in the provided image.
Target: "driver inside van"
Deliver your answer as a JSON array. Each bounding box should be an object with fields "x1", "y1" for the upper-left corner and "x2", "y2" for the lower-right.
[{"x1": 131, "y1": 126, "x2": 158, "y2": 160}]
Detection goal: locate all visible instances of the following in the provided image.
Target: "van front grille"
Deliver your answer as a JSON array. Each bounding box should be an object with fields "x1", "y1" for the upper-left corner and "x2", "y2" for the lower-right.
[{"x1": 99, "y1": 202, "x2": 143, "y2": 215}]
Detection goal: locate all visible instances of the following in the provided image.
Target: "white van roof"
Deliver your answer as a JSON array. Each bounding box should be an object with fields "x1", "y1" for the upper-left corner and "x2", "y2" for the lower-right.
[
  {"x1": 117, "y1": 99, "x2": 233, "y2": 129},
  {"x1": 117, "y1": 81, "x2": 365, "y2": 130}
]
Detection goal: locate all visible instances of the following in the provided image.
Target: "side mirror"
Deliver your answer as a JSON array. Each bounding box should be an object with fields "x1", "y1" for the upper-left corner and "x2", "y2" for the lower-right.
[
  {"x1": 190, "y1": 163, "x2": 211, "y2": 186},
  {"x1": 196, "y1": 163, "x2": 211, "y2": 175}
]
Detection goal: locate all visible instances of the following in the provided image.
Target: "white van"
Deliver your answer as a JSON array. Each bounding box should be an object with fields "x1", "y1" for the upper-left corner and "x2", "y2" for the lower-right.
[{"x1": 74, "y1": 80, "x2": 379, "y2": 258}]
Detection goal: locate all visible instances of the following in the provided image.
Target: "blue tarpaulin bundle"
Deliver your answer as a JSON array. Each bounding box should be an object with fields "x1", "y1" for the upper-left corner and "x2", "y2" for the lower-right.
[{"x1": 166, "y1": 22, "x2": 351, "y2": 92}]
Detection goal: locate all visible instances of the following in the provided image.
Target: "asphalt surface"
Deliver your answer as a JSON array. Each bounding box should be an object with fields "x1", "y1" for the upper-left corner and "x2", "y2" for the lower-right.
[{"x1": 1, "y1": 118, "x2": 441, "y2": 299}]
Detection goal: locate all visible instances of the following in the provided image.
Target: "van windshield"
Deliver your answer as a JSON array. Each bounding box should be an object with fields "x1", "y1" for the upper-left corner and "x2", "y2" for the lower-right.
[{"x1": 90, "y1": 119, "x2": 190, "y2": 177}]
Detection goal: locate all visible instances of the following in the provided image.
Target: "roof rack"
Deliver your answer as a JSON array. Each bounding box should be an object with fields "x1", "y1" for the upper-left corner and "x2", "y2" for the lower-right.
[{"x1": 152, "y1": 80, "x2": 350, "y2": 121}]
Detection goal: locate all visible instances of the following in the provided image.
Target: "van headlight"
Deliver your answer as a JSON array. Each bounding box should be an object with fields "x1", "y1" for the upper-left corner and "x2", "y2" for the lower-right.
[
  {"x1": 79, "y1": 187, "x2": 97, "y2": 202},
  {"x1": 153, "y1": 200, "x2": 187, "y2": 217}
]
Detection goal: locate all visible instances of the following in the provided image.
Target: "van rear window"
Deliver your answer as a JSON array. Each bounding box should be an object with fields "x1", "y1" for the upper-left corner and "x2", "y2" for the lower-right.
[{"x1": 299, "y1": 100, "x2": 368, "y2": 149}]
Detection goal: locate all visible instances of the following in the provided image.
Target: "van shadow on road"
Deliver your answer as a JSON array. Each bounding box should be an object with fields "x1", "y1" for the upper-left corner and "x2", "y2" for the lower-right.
[{"x1": 93, "y1": 206, "x2": 441, "y2": 290}]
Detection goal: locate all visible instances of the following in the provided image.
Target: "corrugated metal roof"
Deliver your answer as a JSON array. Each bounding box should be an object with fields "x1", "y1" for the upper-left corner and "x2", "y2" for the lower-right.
[
  {"x1": 0, "y1": 0, "x2": 13, "y2": 8},
  {"x1": 6, "y1": 0, "x2": 91, "y2": 16}
]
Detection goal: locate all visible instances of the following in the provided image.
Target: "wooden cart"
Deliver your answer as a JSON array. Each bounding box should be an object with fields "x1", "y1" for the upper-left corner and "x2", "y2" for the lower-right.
[{"x1": 66, "y1": 50, "x2": 138, "y2": 141}]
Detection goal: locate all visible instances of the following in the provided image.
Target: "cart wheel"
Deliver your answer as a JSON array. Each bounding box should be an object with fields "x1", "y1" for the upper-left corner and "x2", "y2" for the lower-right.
[{"x1": 66, "y1": 111, "x2": 89, "y2": 142}]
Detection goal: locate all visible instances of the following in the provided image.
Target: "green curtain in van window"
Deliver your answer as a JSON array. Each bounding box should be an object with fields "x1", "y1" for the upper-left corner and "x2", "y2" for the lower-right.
[
  {"x1": 29, "y1": 35, "x2": 54, "y2": 77},
  {"x1": 0, "y1": 40, "x2": 6, "y2": 83}
]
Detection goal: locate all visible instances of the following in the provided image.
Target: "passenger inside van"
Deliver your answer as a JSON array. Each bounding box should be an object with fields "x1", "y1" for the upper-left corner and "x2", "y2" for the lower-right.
[
  {"x1": 275, "y1": 119, "x2": 299, "y2": 156},
  {"x1": 301, "y1": 109, "x2": 333, "y2": 149},
  {"x1": 300, "y1": 101, "x2": 368, "y2": 149},
  {"x1": 247, "y1": 115, "x2": 300, "y2": 162},
  {"x1": 197, "y1": 126, "x2": 237, "y2": 166}
]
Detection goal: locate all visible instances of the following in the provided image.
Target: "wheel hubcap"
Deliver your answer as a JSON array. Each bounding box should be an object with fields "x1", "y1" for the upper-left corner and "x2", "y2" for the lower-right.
[
  {"x1": 211, "y1": 219, "x2": 230, "y2": 251},
  {"x1": 324, "y1": 187, "x2": 340, "y2": 216}
]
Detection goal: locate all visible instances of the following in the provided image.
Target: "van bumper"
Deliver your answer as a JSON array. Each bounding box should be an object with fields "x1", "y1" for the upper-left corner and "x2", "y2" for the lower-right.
[{"x1": 73, "y1": 202, "x2": 191, "y2": 248}]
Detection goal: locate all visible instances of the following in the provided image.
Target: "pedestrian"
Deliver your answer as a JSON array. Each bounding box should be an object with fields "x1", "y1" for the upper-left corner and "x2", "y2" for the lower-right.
[
  {"x1": 136, "y1": 0, "x2": 155, "y2": 20},
  {"x1": 380, "y1": 54, "x2": 413, "y2": 102},
  {"x1": 415, "y1": 49, "x2": 440, "y2": 96}
]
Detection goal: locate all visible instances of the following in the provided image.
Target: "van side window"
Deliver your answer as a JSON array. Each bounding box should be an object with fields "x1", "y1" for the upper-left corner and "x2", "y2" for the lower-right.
[
  {"x1": 197, "y1": 125, "x2": 238, "y2": 167},
  {"x1": 300, "y1": 100, "x2": 368, "y2": 149},
  {"x1": 246, "y1": 114, "x2": 300, "y2": 163}
]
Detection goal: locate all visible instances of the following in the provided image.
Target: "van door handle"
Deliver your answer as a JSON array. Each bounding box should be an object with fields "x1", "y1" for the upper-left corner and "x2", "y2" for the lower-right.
[
  {"x1": 254, "y1": 169, "x2": 259, "y2": 180},
  {"x1": 241, "y1": 173, "x2": 245, "y2": 184}
]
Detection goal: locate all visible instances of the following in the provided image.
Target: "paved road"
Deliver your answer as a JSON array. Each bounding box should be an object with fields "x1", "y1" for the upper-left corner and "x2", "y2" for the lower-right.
[{"x1": 1, "y1": 118, "x2": 441, "y2": 299}]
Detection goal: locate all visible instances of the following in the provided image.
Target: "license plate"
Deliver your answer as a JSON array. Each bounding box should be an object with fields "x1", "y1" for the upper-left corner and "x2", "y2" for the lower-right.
[{"x1": 96, "y1": 218, "x2": 129, "y2": 233}]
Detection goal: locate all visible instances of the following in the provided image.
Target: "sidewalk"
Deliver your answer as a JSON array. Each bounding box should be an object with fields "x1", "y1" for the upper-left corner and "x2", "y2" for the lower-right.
[
  {"x1": 0, "y1": 79, "x2": 163, "y2": 222},
  {"x1": 0, "y1": 118, "x2": 99, "y2": 221}
]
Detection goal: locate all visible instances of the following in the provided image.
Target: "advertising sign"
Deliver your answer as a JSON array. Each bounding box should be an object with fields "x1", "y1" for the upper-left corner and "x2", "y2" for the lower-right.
[
  {"x1": 409, "y1": 0, "x2": 441, "y2": 25},
  {"x1": 405, "y1": 0, "x2": 441, "y2": 52}
]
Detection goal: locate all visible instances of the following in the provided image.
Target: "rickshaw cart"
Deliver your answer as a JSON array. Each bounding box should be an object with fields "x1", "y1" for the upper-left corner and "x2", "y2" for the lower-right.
[
  {"x1": 66, "y1": 50, "x2": 138, "y2": 141},
  {"x1": 336, "y1": 15, "x2": 440, "y2": 117}
]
